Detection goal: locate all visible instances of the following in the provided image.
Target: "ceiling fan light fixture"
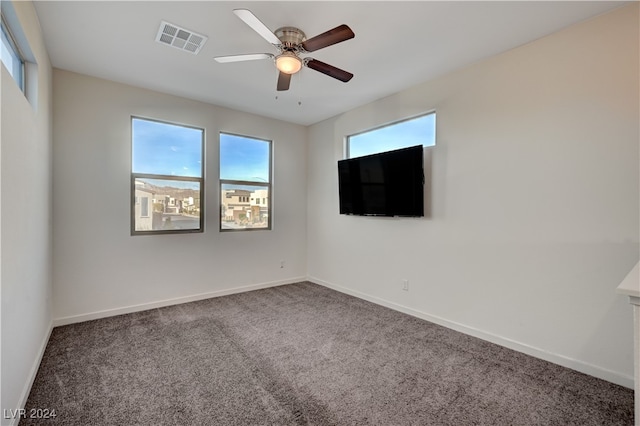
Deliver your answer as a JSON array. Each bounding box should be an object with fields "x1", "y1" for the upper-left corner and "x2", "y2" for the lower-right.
[{"x1": 276, "y1": 53, "x2": 302, "y2": 74}]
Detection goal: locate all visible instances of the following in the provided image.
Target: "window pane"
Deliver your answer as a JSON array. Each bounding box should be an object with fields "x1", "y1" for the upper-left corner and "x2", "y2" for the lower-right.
[
  {"x1": 1, "y1": 18, "x2": 23, "y2": 90},
  {"x1": 220, "y1": 133, "x2": 270, "y2": 182},
  {"x1": 132, "y1": 118, "x2": 203, "y2": 177},
  {"x1": 140, "y1": 197, "x2": 149, "y2": 217},
  {"x1": 221, "y1": 183, "x2": 269, "y2": 230},
  {"x1": 134, "y1": 178, "x2": 201, "y2": 231},
  {"x1": 348, "y1": 113, "x2": 435, "y2": 158}
]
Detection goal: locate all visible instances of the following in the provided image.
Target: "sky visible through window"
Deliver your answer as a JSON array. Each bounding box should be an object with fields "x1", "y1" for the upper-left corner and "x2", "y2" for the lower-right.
[
  {"x1": 1, "y1": 18, "x2": 23, "y2": 88},
  {"x1": 220, "y1": 133, "x2": 270, "y2": 183},
  {"x1": 132, "y1": 118, "x2": 202, "y2": 177},
  {"x1": 132, "y1": 118, "x2": 203, "y2": 189},
  {"x1": 132, "y1": 120, "x2": 271, "y2": 190},
  {"x1": 348, "y1": 113, "x2": 436, "y2": 158}
]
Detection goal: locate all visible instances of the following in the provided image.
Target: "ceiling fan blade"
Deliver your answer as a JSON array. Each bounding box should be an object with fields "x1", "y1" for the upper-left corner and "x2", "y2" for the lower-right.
[
  {"x1": 214, "y1": 53, "x2": 274, "y2": 63},
  {"x1": 233, "y1": 9, "x2": 281, "y2": 45},
  {"x1": 301, "y1": 24, "x2": 354, "y2": 52},
  {"x1": 305, "y1": 59, "x2": 353, "y2": 82},
  {"x1": 277, "y1": 72, "x2": 291, "y2": 91}
]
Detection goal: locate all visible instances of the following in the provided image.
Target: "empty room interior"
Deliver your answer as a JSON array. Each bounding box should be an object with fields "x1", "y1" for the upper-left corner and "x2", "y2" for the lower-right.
[{"x1": 1, "y1": 1, "x2": 639, "y2": 425}]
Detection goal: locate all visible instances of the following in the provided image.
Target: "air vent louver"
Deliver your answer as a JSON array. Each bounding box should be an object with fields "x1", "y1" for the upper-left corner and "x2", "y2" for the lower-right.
[{"x1": 155, "y1": 21, "x2": 208, "y2": 55}]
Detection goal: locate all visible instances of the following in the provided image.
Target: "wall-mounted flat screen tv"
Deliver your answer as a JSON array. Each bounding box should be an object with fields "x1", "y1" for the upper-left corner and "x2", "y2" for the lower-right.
[{"x1": 338, "y1": 145, "x2": 424, "y2": 217}]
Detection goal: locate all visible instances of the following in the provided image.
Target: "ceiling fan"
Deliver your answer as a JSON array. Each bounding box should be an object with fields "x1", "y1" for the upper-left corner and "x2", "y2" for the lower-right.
[{"x1": 214, "y1": 9, "x2": 355, "y2": 91}]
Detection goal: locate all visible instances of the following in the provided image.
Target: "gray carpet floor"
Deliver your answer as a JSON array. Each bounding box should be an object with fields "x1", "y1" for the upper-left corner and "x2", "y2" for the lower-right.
[{"x1": 22, "y1": 282, "x2": 633, "y2": 425}]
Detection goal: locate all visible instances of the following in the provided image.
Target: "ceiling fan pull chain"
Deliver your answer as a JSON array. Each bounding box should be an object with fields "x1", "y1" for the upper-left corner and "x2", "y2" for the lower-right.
[{"x1": 297, "y1": 67, "x2": 303, "y2": 106}]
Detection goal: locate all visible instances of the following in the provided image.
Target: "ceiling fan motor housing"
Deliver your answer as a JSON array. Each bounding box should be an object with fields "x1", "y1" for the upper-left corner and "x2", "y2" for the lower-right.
[{"x1": 275, "y1": 27, "x2": 306, "y2": 50}]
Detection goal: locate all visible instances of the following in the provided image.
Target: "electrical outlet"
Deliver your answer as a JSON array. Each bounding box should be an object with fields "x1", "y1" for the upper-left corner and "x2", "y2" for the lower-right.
[{"x1": 402, "y1": 279, "x2": 409, "y2": 291}]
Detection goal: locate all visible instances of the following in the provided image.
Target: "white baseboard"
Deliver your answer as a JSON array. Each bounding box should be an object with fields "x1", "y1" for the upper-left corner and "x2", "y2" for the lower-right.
[
  {"x1": 308, "y1": 276, "x2": 634, "y2": 389},
  {"x1": 3, "y1": 321, "x2": 54, "y2": 426},
  {"x1": 53, "y1": 277, "x2": 306, "y2": 327}
]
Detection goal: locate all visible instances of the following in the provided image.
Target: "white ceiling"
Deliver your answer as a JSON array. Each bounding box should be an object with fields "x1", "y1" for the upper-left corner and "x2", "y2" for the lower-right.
[{"x1": 33, "y1": 1, "x2": 627, "y2": 126}]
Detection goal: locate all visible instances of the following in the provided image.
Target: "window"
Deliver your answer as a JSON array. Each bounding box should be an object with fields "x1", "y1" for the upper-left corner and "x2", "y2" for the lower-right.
[
  {"x1": 131, "y1": 117, "x2": 204, "y2": 234},
  {"x1": 347, "y1": 112, "x2": 436, "y2": 158},
  {"x1": 1, "y1": 14, "x2": 24, "y2": 91},
  {"x1": 220, "y1": 133, "x2": 272, "y2": 231},
  {"x1": 140, "y1": 197, "x2": 149, "y2": 217}
]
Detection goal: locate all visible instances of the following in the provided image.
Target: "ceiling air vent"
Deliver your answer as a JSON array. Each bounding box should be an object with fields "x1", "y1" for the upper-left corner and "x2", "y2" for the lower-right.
[{"x1": 155, "y1": 21, "x2": 208, "y2": 55}]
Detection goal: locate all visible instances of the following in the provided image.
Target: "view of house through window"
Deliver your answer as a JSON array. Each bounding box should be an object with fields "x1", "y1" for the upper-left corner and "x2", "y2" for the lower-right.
[
  {"x1": 131, "y1": 117, "x2": 204, "y2": 234},
  {"x1": 220, "y1": 133, "x2": 272, "y2": 231},
  {"x1": 347, "y1": 112, "x2": 436, "y2": 158}
]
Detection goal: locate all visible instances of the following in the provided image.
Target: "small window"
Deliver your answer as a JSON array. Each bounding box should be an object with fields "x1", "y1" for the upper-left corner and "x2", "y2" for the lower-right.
[
  {"x1": 131, "y1": 117, "x2": 204, "y2": 234},
  {"x1": 347, "y1": 112, "x2": 436, "y2": 158},
  {"x1": 220, "y1": 133, "x2": 272, "y2": 231},
  {"x1": 140, "y1": 197, "x2": 149, "y2": 217},
  {"x1": 1, "y1": 14, "x2": 24, "y2": 91}
]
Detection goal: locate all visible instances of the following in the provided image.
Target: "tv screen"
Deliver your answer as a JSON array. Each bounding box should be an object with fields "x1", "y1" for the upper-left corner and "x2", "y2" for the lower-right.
[{"x1": 338, "y1": 145, "x2": 424, "y2": 217}]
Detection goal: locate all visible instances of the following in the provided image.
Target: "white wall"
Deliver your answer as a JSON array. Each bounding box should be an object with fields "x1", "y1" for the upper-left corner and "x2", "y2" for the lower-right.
[
  {"x1": 52, "y1": 70, "x2": 307, "y2": 323},
  {"x1": 0, "y1": 1, "x2": 53, "y2": 423},
  {"x1": 307, "y1": 4, "x2": 639, "y2": 387}
]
